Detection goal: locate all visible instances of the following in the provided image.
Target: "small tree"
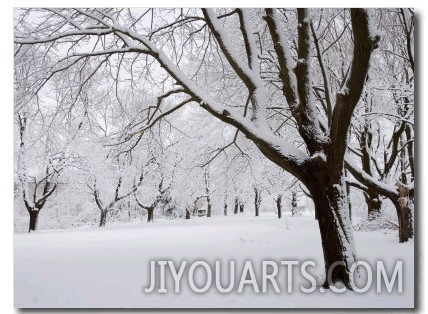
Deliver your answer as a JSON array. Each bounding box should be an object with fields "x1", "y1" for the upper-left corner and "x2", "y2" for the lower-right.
[
  {"x1": 134, "y1": 173, "x2": 171, "y2": 223},
  {"x1": 89, "y1": 174, "x2": 142, "y2": 227},
  {"x1": 16, "y1": 113, "x2": 67, "y2": 232}
]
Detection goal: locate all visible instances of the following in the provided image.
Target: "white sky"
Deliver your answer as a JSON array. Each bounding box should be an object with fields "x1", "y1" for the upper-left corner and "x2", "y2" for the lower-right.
[{"x1": 1, "y1": 1, "x2": 426, "y2": 314}]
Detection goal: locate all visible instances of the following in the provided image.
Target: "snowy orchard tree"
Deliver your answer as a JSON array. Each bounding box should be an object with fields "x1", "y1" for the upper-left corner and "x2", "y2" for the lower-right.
[
  {"x1": 85, "y1": 148, "x2": 145, "y2": 227},
  {"x1": 15, "y1": 113, "x2": 66, "y2": 232},
  {"x1": 345, "y1": 9, "x2": 414, "y2": 242},
  {"x1": 134, "y1": 148, "x2": 183, "y2": 222},
  {"x1": 347, "y1": 89, "x2": 414, "y2": 242},
  {"x1": 133, "y1": 159, "x2": 160, "y2": 223},
  {"x1": 14, "y1": 46, "x2": 85, "y2": 232},
  {"x1": 14, "y1": 8, "x2": 407, "y2": 288}
]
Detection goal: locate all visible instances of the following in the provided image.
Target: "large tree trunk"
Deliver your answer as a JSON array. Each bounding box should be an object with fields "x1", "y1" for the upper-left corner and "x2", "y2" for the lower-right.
[
  {"x1": 223, "y1": 203, "x2": 227, "y2": 216},
  {"x1": 276, "y1": 195, "x2": 282, "y2": 219},
  {"x1": 28, "y1": 209, "x2": 40, "y2": 232},
  {"x1": 99, "y1": 209, "x2": 108, "y2": 227},
  {"x1": 309, "y1": 171, "x2": 357, "y2": 289}
]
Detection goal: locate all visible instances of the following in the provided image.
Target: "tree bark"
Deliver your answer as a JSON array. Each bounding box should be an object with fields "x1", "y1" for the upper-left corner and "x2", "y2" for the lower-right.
[
  {"x1": 234, "y1": 198, "x2": 239, "y2": 214},
  {"x1": 346, "y1": 182, "x2": 352, "y2": 222},
  {"x1": 207, "y1": 200, "x2": 212, "y2": 218},
  {"x1": 127, "y1": 200, "x2": 132, "y2": 222},
  {"x1": 308, "y1": 167, "x2": 357, "y2": 288},
  {"x1": 224, "y1": 203, "x2": 227, "y2": 216},
  {"x1": 395, "y1": 183, "x2": 413, "y2": 242},
  {"x1": 394, "y1": 200, "x2": 413, "y2": 243},
  {"x1": 291, "y1": 191, "x2": 297, "y2": 217},
  {"x1": 239, "y1": 203, "x2": 244, "y2": 213},
  {"x1": 99, "y1": 209, "x2": 108, "y2": 227},
  {"x1": 276, "y1": 195, "x2": 282, "y2": 219},
  {"x1": 28, "y1": 209, "x2": 40, "y2": 232},
  {"x1": 254, "y1": 188, "x2": 261, "y2": 217},
  {"x1": 405, "y1": 124, "x2": 414, "y2": 181},
  {"x1": 204, "y1": 171, "x2": 212, "y2": 218},
  {"x1": 147, "y1": 207, "x2": 154, "y2": 223}
]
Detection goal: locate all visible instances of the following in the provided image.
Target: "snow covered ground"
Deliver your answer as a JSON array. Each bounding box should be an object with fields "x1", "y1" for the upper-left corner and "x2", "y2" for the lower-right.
[{"x1": 14, "y1": 214, "x2": 414, "y2": 308}]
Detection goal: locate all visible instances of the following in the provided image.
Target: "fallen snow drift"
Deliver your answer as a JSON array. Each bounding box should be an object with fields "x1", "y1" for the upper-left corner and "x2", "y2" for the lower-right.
[{"x1": 14, "y1": 214, "x2": 414, "y2": 308}]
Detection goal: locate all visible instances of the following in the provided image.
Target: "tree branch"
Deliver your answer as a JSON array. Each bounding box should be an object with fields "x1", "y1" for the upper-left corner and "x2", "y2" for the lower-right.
[{"x1": 329, "y1": 9, "x2": 380, "y2": 181}]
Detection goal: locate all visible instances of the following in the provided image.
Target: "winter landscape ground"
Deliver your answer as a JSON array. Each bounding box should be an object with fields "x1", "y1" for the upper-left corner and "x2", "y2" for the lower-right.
[{"x1": 14, "y1": 213, "x2": 414, "y2": 308}]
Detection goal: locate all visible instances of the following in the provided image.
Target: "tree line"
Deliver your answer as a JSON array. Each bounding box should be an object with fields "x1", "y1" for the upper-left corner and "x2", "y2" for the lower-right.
[{"x1": 14, "y1": 8, "x2": 414, "y2": 289}]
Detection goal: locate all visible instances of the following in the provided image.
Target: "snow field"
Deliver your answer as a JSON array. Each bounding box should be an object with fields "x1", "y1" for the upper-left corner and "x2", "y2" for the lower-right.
[{"x1": 14, "y1": 214, "x2": 414, "y2": 308}]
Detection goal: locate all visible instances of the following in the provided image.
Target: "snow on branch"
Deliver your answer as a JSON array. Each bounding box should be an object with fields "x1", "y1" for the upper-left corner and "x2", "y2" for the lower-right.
[
  {"x1": 16, "y1": 8, "x2": 310, "y2": 182},
  {"x1": 202, "y1": 9, "x2": 268, "y2": 125},
  {"x1": 15, "y1": 28, "x2": 115, "y2": 45},
  {"x1": 71, "y1": 47, "x2": 150, "y2": 57},
  {"x1": 127, "y1": 97, "x2": 194, "y2": 139},
  {"x1": 110, "y1": 24, "x2": 306, "y2": 165},
  {"x1": 345, "y1": 158, "x2": 398, "y2": 200},
  {"x1": 264, "y1": 9, "x2": 299, "y2": 117},
  {"x1": 202, "y1": 9, "x2": 263, "y2": 91},
  {"x1": 236, "y1": 9, "x2": 258, "y2": 72}
]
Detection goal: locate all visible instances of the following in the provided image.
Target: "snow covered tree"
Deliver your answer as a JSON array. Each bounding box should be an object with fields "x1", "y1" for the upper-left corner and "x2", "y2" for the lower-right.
[
  {"x1": 14, "y1": 46, "x2": 83, "y2": 232},
  {"x1": 133, "y1": 154, "x2": 178, "y2": 222},
  {"x1": 134, "y1": 179, "x2": 162, "y2": 223},
  {"x1": 15, "y1": 8, "x2": 400, "y2": 288},
  {"x1": 16, "y1": 113, "x2": 64, "y2": 232},
  {"x1": 345, "y1": 9, "x2": 414, "y2": 242},
  {"x1": 87, "y1": 157, "x2": 143, "y2": 227}
]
